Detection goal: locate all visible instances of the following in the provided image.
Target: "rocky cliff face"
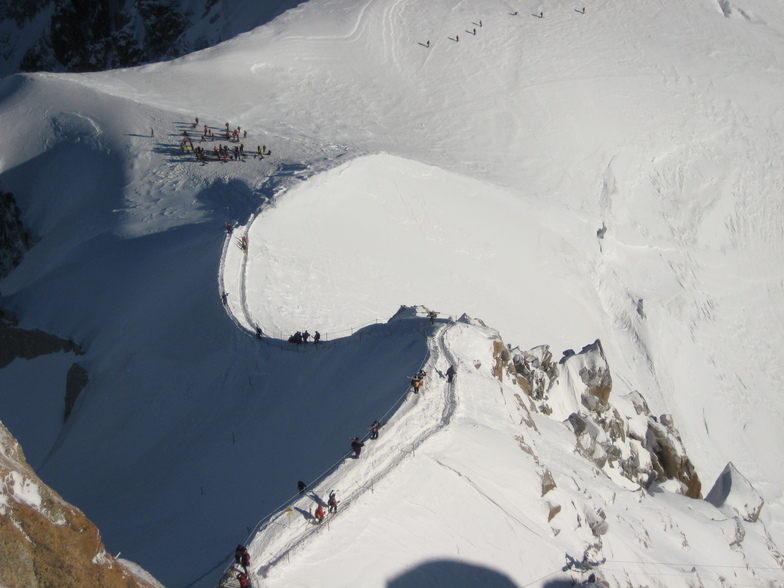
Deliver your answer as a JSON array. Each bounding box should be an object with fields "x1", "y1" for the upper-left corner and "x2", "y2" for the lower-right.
[
  {"x1": 0, "y1": 421, "x2": 163, "y2": 588},
  {"x1": 0, "y1": 192, "x2": 36, "y2": 280},
  {"x1": 0, "y1": 0, "x2": 303, "y2": 76},
  {"x1": 495, "y1": 337, "x2": 703, "y2": 498}
]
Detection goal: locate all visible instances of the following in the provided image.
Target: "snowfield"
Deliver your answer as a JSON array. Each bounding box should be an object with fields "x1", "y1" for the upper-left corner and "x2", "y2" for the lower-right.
[{"x1": 1, "y1": 0, "x2": 783, "y2": 586}]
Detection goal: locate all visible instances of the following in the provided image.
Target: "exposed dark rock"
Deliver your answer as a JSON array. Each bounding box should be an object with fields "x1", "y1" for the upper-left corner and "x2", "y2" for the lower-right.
[
  {"x1": 0, "y1": 191, "x2": 37, "y2": 279},
  {"x1": 560, "y1": 349, "x2": 575, "y2": 363},
  {"x1": 540, "y1": 467, "x2": 557, "y2": 496},
  {"x1": 0, "y1": 309, "x2": 18, "y2": 326},
  {"x1": 0, "y1": 325, "x2": 83, "y2": 369},
  {"x1": 2, "y1": 0, "x2": 308, "y2": 75}
]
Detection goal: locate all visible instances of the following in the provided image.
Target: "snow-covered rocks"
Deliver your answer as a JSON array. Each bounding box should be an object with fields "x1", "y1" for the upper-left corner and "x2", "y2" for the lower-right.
[
  {"x1": 706, "y1": 462, "x2": 764, "y2": 522},
  {"x1": 503, "y1": 335, "x2": 703, "y2": 498}
]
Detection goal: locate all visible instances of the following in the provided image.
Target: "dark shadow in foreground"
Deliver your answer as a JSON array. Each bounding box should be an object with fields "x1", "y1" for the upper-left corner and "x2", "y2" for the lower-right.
[{"x1": 387, "y1": 559, "x2": 519, "y2": 588}]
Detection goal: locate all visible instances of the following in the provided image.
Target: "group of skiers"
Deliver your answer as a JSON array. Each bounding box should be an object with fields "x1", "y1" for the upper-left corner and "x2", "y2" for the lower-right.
[
  {"x1": 288, "y1": 330, "x2": 321, "y2": 344},
  {"x1": 174, "y1": 118, "x2": 272, "y2": 164}
]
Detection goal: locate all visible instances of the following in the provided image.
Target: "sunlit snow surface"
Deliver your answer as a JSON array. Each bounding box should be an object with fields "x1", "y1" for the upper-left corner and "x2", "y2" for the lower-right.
[{"x1": 0, "y1": 0, "x2": 783, "y2": 586}]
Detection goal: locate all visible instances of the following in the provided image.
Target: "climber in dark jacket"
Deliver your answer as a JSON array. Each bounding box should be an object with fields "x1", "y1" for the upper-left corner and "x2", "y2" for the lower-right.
[{"x1": 351, "y1": 437, "x2": 364, "y2": 458}]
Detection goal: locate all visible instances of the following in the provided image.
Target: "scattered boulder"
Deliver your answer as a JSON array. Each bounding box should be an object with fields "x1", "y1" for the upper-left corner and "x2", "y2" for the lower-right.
[{"x1": 540, "y1": 468, "x2": 557, "y2": 496}]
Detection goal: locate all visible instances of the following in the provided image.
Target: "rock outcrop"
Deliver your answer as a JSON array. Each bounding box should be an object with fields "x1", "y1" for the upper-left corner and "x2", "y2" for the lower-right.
[
  {"x1": 503, "y1": 337, "x2": 702, "y2": 498},
  {"x1": 0, "y1": 0, "x2": 302, "y2": 76},
  {"x1": 705, "y1": 462, "x2": 764, "y2": 522},
  {"x1": 0, "y1": 421, "x2": 163, "y2": 588},
  {"x1": 0, "y1": 324, "x2": 83, "y2": 369},
  {"x1": 0, "y1": 191, "x2": 36, "y2": 279}
]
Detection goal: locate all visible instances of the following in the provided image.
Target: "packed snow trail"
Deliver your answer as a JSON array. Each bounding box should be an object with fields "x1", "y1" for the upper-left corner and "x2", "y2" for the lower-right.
[{"x1": 213, "y1": 321, "x2": 459, "y2": 586}]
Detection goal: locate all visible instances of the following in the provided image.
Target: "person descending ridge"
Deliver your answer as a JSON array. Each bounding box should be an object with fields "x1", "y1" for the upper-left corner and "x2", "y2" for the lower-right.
[
  {"x1": 314, "y1": 504, "x2": 325, "y2": 524},
  {"x1": 237, "y1": 571, "x2": 249, "y2": 588},
  {"x1": 351, "y1": 437, "x2": 364, "y2": 458},
  {"x1": 241, "y1": 549, "x2": 250, "y2": 572},
  {"x1": 368, "y1": 420, "x2": 380, "y2": 440},
  {"x1": 234, "y1": 544, "x2": 246, "y2": 565},
  {"x1": 328, "y1": 490, "x2": 339, "y2": 513}
]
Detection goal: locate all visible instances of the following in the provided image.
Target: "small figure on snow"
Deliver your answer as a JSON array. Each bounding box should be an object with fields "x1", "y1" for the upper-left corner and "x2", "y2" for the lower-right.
[
  {"x1": 302, "y1": 330, "x2": 310, "y2": 343},
  {"x1": 426, "y1": 40, "x2": 430, "y2": 48},
  {"x1": 234, "y1": 544, "x2": 246, "y2": 564},
  {"x1": 456, "y1": 34, "x2": 459, "y2": 42},
  {"x1": 241, "y1": 549, "x2": 251, "y2": 572},
  {"x1": 446, "y1": 365, "x2": 456, "y2": 384},
  {"x1": 328, "y1": 491, "x2": 339, "y2": 513},
  {"x1": 240, "y1": 236, "x2": 248, "y2": 252},
  {"x1": 221, "y1": 292, "x2": 228, "y2": 306},
  {"x1": 237, "y1": 571, "x2": 249, "y2": 588},
  {"x1": 225, "y1": 222, "x2": 233, "y2": 234},
  {"x1": 313, "y1": 331, "x2": 321, "y2": 344},
  {"x1": 351, "y1": 437, "x2": 364, "y2": 458},
  {"x1": 314, "y1": 504, "x2": 325, "y2": 524},
  {"x1": 255, "y1": 326, "x2": 263, "y2": 340},
  {"x1": 298, "y1": 480, "x2": 307, "y2": 494},
  {"x1": 428, "y1": 310, "x2": 438, "y2": 324},
  {"x1": 368, "y1": 420, "x2": 380, "y2": 440}
]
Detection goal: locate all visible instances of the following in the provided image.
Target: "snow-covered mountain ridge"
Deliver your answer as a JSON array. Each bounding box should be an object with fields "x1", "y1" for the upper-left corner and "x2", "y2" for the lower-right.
[
  {"x1": 0, "y1": 0, "x2": 783, "y2": 586},
  {"x1": 236, "y1": 312, "x2": 780, "y2": 587}
]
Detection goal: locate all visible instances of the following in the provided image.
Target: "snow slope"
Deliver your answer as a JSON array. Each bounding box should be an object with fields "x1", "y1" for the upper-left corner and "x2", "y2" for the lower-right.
[{"x1": 0, "y1": 0, "x2": 783, "y2": 586}]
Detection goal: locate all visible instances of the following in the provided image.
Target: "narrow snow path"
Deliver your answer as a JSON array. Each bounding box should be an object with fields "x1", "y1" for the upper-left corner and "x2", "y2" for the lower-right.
[{"x1": 212, "y1": 321, "x2": 459, "y2": 586}]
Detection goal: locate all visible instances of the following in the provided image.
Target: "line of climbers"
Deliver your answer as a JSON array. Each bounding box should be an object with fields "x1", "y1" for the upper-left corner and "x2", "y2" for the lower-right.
[
  {"x1": 225, "y1": 414, "x2": 383, "y2": 584},
  {"x1": 288, "y1": 330, "x2": 321, "y2": 344},
  {"x1": 421, "y1": 7, "x2": 587, "y2": 48},
  {"x1": 222, "y1": 317, "x2": 458, "y2": 586}
]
